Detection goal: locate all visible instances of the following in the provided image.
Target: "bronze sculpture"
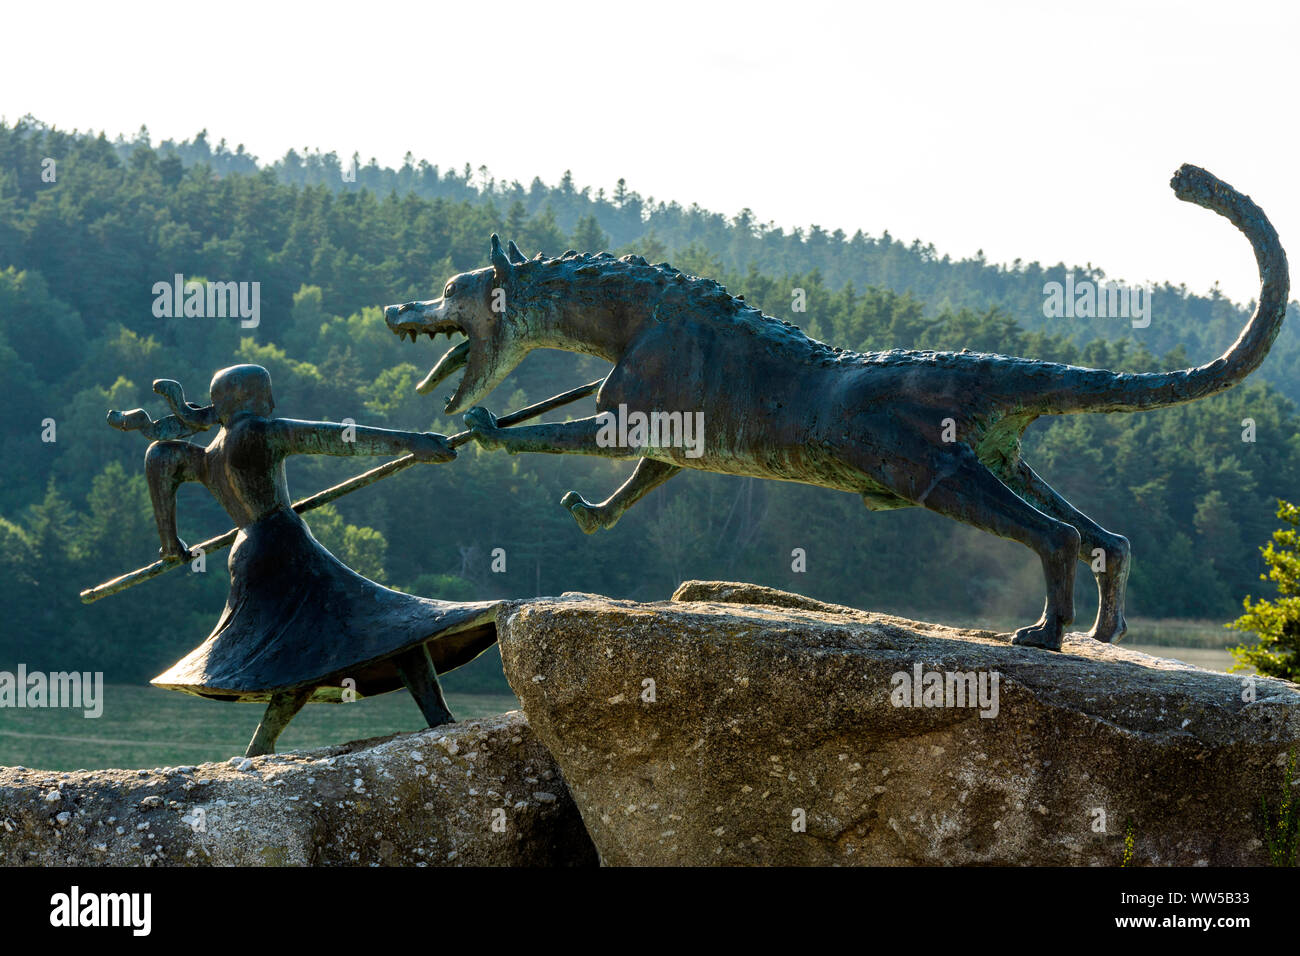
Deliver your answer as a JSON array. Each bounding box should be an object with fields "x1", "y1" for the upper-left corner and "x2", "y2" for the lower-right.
[
  {"x1": 385, "y1": 165, "x2": 1288, "y2": 652},
  {"x1": 85, "y1": 378, "x2": 600, "y2": 603},
  {"x1": 109, "y1": 364, "x2": 498, "y2": 756}
]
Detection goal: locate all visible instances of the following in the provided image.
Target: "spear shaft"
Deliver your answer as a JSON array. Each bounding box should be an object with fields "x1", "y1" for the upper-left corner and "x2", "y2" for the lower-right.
[{"x1": 79, "y1": 379, "x2": 603, "y2": 604}]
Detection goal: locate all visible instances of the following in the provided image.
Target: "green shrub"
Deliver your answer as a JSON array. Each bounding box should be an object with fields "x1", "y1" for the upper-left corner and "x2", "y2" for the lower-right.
[{"x1": 1229, "y1": 500, "x2": 1300, "y2": 682}]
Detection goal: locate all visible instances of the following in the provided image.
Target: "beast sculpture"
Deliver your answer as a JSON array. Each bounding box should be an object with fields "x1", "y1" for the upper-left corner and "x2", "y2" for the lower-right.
[{"x1": 384, "y1": 165, "x2": 1288, "y2": 651}]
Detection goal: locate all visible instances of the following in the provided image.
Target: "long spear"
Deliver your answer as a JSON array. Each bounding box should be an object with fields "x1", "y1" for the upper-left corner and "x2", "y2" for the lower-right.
[{"x1": 79, "y1": 379, "x2": 603, "y2": 604}]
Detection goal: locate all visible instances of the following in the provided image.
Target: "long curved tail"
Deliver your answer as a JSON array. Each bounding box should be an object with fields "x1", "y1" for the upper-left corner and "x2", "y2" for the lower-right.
[{"x1": 1035, "y1": 165, "x2": 1289, "y2": 415}]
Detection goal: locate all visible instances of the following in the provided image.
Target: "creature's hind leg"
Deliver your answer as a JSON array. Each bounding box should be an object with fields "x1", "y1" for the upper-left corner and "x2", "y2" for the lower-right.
[
  {"x1": 1003, "y1": 461, "x2": 1130, "y2": 643},
  {"x1": 562, "y1": 458, "x2": 682, "y2": 534},
  {"x1": 246, "y1": 686, "x2": 314, "y2": 757},
  {"x1": 913, "y1": 449, "x2": 1081, "y2": 651}
]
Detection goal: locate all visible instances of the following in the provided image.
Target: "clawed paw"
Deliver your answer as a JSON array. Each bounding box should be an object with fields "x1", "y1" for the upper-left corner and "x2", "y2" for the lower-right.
[
  {"x1": 562, "y1": 491, "x2": 604, "y2": 535},
  {"x1": 1084, "y1": 614, "x2": 1127, "y2": 644},
  {"x1": 160, "y1": 537, "x2": 192, "y2": 563},
  {"x1": 1011, "y1": 621, "x2": 1064, "y2": 651},
  {"x1": 463, "y1": 407, "x2": 502, "y2": 447}
]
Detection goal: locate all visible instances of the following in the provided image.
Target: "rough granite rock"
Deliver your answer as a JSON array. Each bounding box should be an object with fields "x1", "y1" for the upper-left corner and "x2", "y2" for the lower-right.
[
  {"x1": 499, "y1": 582, "x2": 1300, "y2": 866},
  {"x1": 0, "y1": 710, "x2": 596, "y2": 866}
]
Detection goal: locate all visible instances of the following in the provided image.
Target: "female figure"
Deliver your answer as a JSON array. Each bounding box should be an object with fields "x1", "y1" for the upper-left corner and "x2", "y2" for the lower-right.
[{"x1": 136, "y1": 364, "x2": 498, "y2": 756}]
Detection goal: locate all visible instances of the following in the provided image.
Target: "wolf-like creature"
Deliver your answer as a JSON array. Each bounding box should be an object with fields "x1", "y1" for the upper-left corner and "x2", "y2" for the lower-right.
[{"x1": 385, "y1": 165, "x2": 1288, "y2": 651}]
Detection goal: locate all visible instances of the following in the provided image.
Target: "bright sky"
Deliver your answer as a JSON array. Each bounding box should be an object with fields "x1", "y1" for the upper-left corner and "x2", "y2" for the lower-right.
[{"x1": 4, "y1": 0, "x2": 1296, "y2": 306}]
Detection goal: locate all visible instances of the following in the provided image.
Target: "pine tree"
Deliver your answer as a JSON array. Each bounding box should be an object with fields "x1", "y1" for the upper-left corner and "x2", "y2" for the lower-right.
[
  {"x1": 1229, "y1": 500, "x2": 1300, "y2": 681},
  {"x1": 505, "y1": 200, "x2": 529, "y2": 245},
  {"x1": 569, "y1": 213, "x2": 609, "y2": 253}
]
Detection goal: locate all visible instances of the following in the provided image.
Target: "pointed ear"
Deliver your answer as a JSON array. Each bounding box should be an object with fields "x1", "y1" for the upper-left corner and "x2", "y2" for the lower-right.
[
  {"x1": 490, "y1": 234, "x2": 512, "y2": 282},
  {"x1": 506, "y1": 239, "x2": 527, "y2": 265}
]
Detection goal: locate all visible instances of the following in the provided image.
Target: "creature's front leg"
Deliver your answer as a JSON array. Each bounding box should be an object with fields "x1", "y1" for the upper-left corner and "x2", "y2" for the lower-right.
[
  {"x1": 463, "y1": 408, "x2": 646, "y2": 459},
  {"x1": 563, "y1": 458, "x2": 682, "y2": 534}
]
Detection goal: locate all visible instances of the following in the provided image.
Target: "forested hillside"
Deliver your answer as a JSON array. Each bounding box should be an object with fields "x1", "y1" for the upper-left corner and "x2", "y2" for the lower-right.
[{"x1": 1, "y1": 116, "x2": 1296, "y2": 684}]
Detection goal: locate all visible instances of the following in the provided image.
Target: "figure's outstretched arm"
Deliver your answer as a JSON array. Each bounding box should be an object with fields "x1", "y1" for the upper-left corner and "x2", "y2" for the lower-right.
[
  {"x1": 267, "y1": 419, "x2": 456, "y2": 462},
  {"x1": 144, "y1": 440, "x2": 205, "y2": 561}
]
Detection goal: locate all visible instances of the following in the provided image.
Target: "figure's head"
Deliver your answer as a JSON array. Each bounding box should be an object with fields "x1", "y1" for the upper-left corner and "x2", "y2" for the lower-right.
[
  {"x1": 383, "y1": 234, "x2": 533, "y2": 414},
  {"x1": 210, "y1": 364, "x2": 274, "y2": 424}
]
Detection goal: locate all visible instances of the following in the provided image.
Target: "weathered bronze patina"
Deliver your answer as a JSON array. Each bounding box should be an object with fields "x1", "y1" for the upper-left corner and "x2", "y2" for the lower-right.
[
  {"x1": 85, "y1": 377, "x2": 600, "y2": 603},
  {"x1": 111, "y1": 364, "x2": 498, "y2": 756},
  {"x1": 385, "y1": 165, "x2": 1288, "y2": 652}
]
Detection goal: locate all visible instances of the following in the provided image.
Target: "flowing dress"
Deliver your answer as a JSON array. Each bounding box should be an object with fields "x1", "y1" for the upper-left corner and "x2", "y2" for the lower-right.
[{"x1": 152, "y1": 506, "x2": 499, "y2": 703}]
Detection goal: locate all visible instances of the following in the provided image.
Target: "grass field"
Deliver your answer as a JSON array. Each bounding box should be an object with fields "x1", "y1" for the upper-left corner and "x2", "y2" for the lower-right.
[
  {"x1": 1122, "y1": 618, "x2": 1249, "y2": 649},
  {"x1": 1122, "y1": 644, "x2": 1239, "y2": 673},
  {"x1": 0, "y1": 686, "x2": 519, "y2": 771}
]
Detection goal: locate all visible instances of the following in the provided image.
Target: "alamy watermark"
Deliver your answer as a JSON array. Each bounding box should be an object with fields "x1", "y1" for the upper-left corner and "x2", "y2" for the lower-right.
[
  {"x1": 595, "y1": 404, "x2": 705, "y2": 458},
  {"x1": 0, "y1": 665, "x2": 103, "y2": 718},
  {"x1": 890, "y1": 663, "x2": 1000, "y2": 718},
  {"x1": 1043, "y1": 273, "x2": 1151, "y2": 329},
  {"x1": 151, "y1": 274, "x2": 260, "y2": 328},
  {"x1": 50, "y1": 886, "x2": 150, "y2": 936}
]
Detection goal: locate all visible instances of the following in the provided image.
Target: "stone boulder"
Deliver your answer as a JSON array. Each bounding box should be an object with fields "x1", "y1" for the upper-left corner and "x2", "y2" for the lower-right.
[
  {"x1": 0, "y1": 710, "x2": 596, "y2": 866},
  {"x1": 498, "y1": 582, "x2": 1300, "y2": 866}
]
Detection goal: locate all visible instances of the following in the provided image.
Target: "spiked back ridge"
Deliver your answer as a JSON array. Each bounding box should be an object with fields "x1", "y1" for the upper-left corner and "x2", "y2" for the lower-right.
[{"x1": 510, "y1": 248, "x2": 847, "y2": 362}]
